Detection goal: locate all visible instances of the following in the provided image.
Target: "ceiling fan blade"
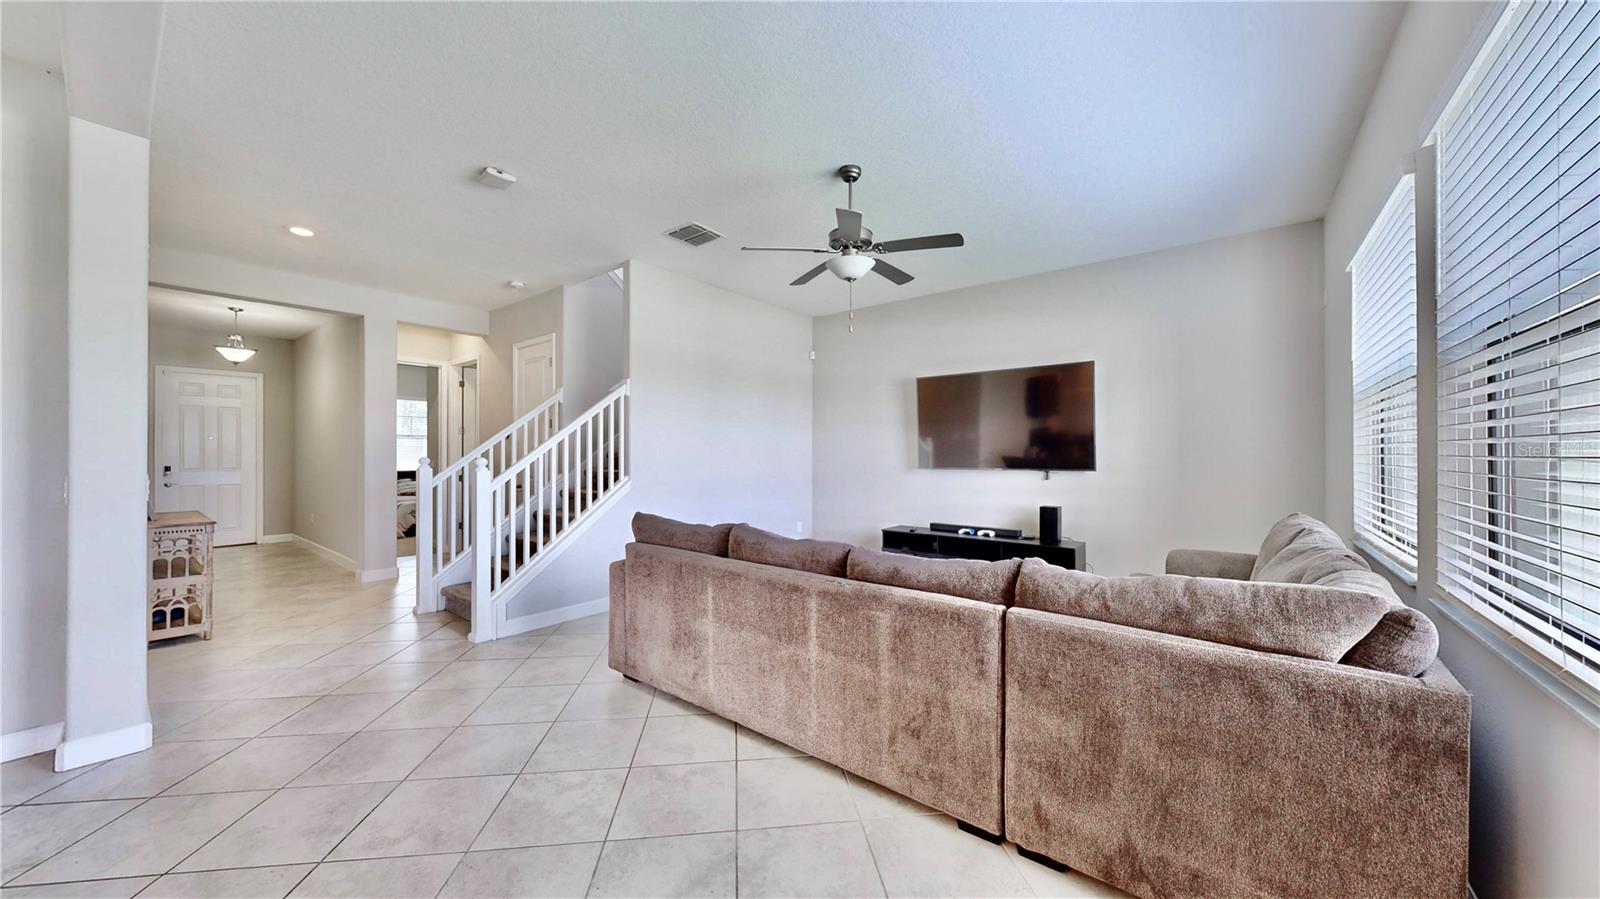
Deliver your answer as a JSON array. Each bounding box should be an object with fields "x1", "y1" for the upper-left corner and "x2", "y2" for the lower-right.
[
  {"x1": 871, "y1": 259, "x2": 915, "y2": 285},
  {"x1": 791, "y1": 262, "x2": 829, "y2": 286},
  {"x1": 875, "y1": 233, "x2": 964, "y2": 253},
  {"x1": 741, "y1": 246, "x2": 831, "y2": 253},
  {"x1": 836, "y1": 208, "x2": 864, "y2": 242}
]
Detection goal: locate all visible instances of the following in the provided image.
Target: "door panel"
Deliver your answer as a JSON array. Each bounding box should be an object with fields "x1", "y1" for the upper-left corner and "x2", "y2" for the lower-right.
[
  {"x1": 156, "y1": 368, "x2": 259, "y2": 546},
  {"x1": 514, "y1": 338, "x2": 556, "y2": 418}
]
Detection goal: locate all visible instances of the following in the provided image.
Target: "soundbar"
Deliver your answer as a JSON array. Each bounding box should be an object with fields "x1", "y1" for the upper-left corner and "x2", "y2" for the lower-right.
[{"x1": 929, "y1": 522, "x2": 1024, "y2": 540}]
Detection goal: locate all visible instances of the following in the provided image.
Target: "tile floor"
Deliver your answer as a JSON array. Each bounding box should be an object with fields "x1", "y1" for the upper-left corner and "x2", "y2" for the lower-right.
[{"x1": 1, "y1": 543, "x2": 1127, "y2": 898}]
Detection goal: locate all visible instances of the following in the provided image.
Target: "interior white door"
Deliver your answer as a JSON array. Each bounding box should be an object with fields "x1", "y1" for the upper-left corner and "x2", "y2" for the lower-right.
[
  {"x1": 513, "y1": 336, "x2": 556, "y2": 418},
  {"x1": 155, "y1": 367, "x2": 259, "y2": 546}
]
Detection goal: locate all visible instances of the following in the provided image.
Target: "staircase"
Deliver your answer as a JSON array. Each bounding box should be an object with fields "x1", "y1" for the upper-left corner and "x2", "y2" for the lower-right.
[{"x1": 415, "y1": 380, "x2": 630, "y2": 642}]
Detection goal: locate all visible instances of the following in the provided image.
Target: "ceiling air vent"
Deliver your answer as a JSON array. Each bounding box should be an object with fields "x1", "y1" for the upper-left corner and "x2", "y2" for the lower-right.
[{"x1": 664, "y1": 222, "x2": 722, "y2": 247}]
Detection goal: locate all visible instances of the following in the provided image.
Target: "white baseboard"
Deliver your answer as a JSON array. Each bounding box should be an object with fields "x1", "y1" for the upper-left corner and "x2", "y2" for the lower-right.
[
  {"x1": 258, "y1": 533, "x2": 294, "y2": 544},
  {"x1": 359, "y1": 567, "x2": 399, "y2": 583},
  {"x1": 54, "y1": 720, "x2": 152, "y2": 771},
  {"x1": 500, "y1": 596, "x2": 609, "y2": 639},
  {"x1": 292, "y1": 535, "x2": 359, "y2": 572},
  {"x1": 2, "y1": 722, "x2": 63, "y2": 762}
]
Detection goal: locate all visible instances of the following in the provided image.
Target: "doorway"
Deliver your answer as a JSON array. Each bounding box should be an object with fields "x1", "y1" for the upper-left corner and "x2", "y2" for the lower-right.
[
  {"x1": 512, "y1": 334, "x2": 557, "y2": 419},
  {"x1": 153, "y1": 366, "x2": 263, "y2": 546}
]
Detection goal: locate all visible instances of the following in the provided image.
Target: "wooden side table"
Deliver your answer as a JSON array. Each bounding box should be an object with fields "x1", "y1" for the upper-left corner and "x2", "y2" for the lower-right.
[{"x1": 148, "y1": 511, "x2": 215, "y2": 642}]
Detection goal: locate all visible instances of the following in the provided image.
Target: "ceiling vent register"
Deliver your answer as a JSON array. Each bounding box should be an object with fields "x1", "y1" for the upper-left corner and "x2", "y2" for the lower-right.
[{"x1": 664, "y1": 222, "x2": 722, "y2": 246}]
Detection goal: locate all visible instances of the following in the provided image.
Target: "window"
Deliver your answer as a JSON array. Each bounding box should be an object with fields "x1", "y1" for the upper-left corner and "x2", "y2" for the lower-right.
[
  {"x1": 1352, "y1": 176, "x2": 1420, "y2": 575},
  {"x1": 397, "y1": 398, "x2": 428, "y2": 471},
  {"x1": 1435, "y1": 0, "x2": 1600, "y2": 689}
]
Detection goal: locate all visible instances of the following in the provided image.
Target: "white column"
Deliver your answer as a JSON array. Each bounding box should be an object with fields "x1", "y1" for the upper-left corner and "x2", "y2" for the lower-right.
[
  {"x1": 415, "y1": 457, "x2": 434, "y2": 613},
  {"x1": 359, "y1": 315, "x2": 398, "y2": 582},
  {"x1": 57, "y1": 117, "x2": 152, "y2": 770}
]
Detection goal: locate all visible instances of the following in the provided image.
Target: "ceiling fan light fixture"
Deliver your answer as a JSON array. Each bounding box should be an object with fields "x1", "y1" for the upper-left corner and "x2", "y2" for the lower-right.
[
  {"x1": 826, "y1": 254, "x2": 875, "y2": 282},
  {"x1": 213, "y1": 307, "x2": 257, "y2": 365}
]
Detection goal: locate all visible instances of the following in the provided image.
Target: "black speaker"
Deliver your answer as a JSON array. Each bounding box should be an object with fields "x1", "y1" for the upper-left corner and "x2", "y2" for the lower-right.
[{"x1": 1039, "y1": 506, "x2": 1061, "y2": 545}]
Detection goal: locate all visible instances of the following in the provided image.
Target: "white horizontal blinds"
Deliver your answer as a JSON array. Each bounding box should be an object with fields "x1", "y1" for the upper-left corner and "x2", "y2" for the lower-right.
[
  {"x1": 397, "y1": 398, "x2": 428, "y2": 471},
  {"x1": 1436, "y1": 0, "x2": 1600, "y2": 690},
  {"x1": 1352, "y1": 177, "x2": 1420, "y2": 573}
]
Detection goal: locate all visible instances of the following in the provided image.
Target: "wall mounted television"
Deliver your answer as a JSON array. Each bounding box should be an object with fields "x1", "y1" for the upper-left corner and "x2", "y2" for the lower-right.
[{"x1": 916, "y1": 361, "x2": 1095, "y2": 471}]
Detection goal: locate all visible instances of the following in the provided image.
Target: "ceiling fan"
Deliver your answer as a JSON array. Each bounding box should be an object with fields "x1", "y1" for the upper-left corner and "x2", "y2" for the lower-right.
[{"x1": 741, "y1": 164, "x2": 964, "y2": 287}]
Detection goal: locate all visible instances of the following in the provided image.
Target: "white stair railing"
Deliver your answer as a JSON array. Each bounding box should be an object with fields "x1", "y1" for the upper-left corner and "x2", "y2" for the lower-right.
[
  {"x1": 470, "y1": 381, "x2": 630, "y2": 639},
  {"x1": 415, "y1": 390, "x2": 563, "y2": 610}
]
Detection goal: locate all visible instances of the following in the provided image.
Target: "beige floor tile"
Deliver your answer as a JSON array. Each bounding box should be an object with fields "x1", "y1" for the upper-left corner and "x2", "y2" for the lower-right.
[
  {"x1": 553, "y1": 614, "x2": 608, "y2": 635},
  {"x1": 331, "y1": 663, "x2": 447, "y2": 694},
  {"x1": 555, "y1": 682, "x2": 653, "y2": 721},
  {"x1": 0, "y1": 875, "x2": 155, "y2": 898},
  {"x1": 737, "y1": 756, "x2": 856, "y2": 830},
  {"x1": 165, "y1": 734, "x2": 348, "y2": 795},
  {"x1": 288, "y1": 854, "x2": 461, "y2": 898},
  {"x1": 290, "y1": 729, "x2": 451, "y2": 786},
  {"x1": 0, "y1": 799, "x2": 140, "y2": 882},
  {"x1": 473, "y1": 769, "x2": 627, "y2": 850},
  {"x1": 737, "y1": 822, "x2": 886, "y2": 898},
  {"x1": 463, "y1": 685, "x2": 577, "y2": 725},
  {"x1": 288, "y1": 623, "x2": 383, "y2": 645},
  {"x1": 150, "y1": 701, "x2": 230, "y2": 737},
  {"x1": 530, "y1": 634, "x2": 606, "y2": 657},
  {"x1": 523, "y1": 718, "x2": 645, "y2": 773},
  {"x1": 383, "y1": 640, "x2": 469, "y2": 664},
  {"x1": 410, "y1": 724, "x2": 550, "y2": 779},
  {"x1": 417, "y1": 660, "x2": 521, "y2": 691},
  {"x1": 246, "y1": 666, "x2": 371, "y2": 699},
  {"x1": 360, "y1": 621, "x2": 448, "y2": 643},
  {"x1": 159, "y1": 697, "x2": 316, "y2": 742},
  {"x1": 262, "y1": 692, "x2": 407, "y2": 736},
  {"x1": 632, "y1": 714, "x2": 734, "y2": 766},
  {"x1": 455, "y1": 634, "x2": 548, "y2": 661},
  {"x1": 502, "y1": 656, "x2": 592, "y2": 687},
  {"x1": 365, "y1": 689, "x2": 493, "y2": 730},
  {"x1": 0, "y1": 755, "x2": 98, "y2": 806},
  {"x1": 437, "y1": 843, "x2": 601, "y2": 898},
  {"x1": 1004, "y1": 844, "x2": 1127, "y2": 898},
  {"x1": 231, "y1": 644, "x2": 339, "y2": 670},
  {"x1": 735, "y1": 726, "x2": 806, "y2": 760},
  {"x1": 329, "y1": 776, "x2": 513, "y2": 859},
  {"x1": 587, "y1": 832, "x2": 736, "y2": 899},
  {"x1": 304, "y1": 641, "x2": 413, "y2": 668},
  {"x1": 175, "y1": 782, "x2": 395, "y2": 871},
  {"x1": 647, "y1": 691, "x2": 706, "y2": 717},
  {"x1": 34, "y1": 741, "x2": 244, "y2": 802},
  {"x1": 862, "y1": 815, "x2": 1033, "y2": 898},
  {"x1": 581, "y1": 657, "x2": 625, "y2": 685},
  {"x1": 138, "y1": 864, "x2": 314, "y2": 898},
  {"x1": 608, "y1": 761, "x2": 735, "y2": 840},
  {"x1": 13, "y1": 792, "x2": 268, "y2": 884},
  {"x1": 845, "y1": 772, "x2": 940, "y2": 820}
]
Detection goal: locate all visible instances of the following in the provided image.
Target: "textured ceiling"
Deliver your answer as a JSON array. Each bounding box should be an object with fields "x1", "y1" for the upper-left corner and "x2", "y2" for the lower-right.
[
  {"x1": 148, "y1": 286, "x2": 347, "y2": 340},
  {"x1": 145, "y1": 2, "x2": 1401, "y2": 315}
]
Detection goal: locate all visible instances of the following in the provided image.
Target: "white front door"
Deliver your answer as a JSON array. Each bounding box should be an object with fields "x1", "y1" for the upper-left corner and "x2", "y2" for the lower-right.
[
  {"x1": 154, "y1": 367, "x2": 259, "y2": 546},
  {"x1": 513, "y1": 335, "x2": 557, "y2": 418}
]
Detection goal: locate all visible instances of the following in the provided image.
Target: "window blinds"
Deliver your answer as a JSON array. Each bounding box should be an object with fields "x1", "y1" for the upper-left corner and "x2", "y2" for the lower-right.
[
  {"x1": 1436, "y1": 0, "x2": 1600, "y2": 689},
  {"x1": 396, "y1": 398, "x2": 429, "y2": 471},
  {"x1": 1353, "y1": 177, "x2": 1420, "y2": 574}
]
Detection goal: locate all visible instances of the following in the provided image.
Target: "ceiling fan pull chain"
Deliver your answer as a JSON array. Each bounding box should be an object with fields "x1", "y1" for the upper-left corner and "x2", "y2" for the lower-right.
[{"x1": 848, "y1": 282, "x2": 855, "y2": 334}]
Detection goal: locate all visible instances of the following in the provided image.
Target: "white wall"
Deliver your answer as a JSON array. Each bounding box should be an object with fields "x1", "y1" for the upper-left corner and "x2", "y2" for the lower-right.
[
  {"x1": 812, "y1": 223, "x2": 1325, "y2": 576},
  {"x1": 1322, "y1": 4, "x2": 1600, "y2": 897},
  {"x1": 483, "y1": 287, "x2": 562, "y2": 437},
  {"x1": 504, "y1": 260, "x2": 813, "y2": 620},
  {"x1": 293, "y1": 316, "x2": 364, "y2": 565},
  {"x1": 562, "y1": 271, "x2": 626, "y2": 414},
  {"x1": 149, "y1": 324, "x2": 297, "y2": 536},
  {"x1": 1, "y1": 58, "x2": 69, "y2": 752}
]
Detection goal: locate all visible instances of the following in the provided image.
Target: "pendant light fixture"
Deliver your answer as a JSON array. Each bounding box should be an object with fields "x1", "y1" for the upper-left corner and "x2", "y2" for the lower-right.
[{"x1": 214, "y1": 307, "x2": 257, "y2": 365}]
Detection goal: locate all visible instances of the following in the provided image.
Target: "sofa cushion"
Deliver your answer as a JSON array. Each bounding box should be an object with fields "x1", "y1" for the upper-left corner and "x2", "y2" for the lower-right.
[
  {"x1": 1014, "y1": 559, "x2": 1391, "y2": 662},
  {"x1": 847, "y1": 547, "x2": 1021, "y2": 606},
  {"x1": 1342, "y1": 605, "x2": 1440, "y2": 676},
  {"x1": 632, "y1": 512, "x2": 734, "y2": 556},
  {"x1": 729, "y1": 524, "x2": 852, "y2": 577},
  {"x1": 1250, "y1": 514, "x2": 1370, "y2": 585}
]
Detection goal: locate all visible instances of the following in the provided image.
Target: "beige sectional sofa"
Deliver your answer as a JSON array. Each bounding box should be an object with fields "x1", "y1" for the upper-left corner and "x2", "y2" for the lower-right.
[{"x1": 608, "y1": 512, "x2": 1470, "y2": 899}]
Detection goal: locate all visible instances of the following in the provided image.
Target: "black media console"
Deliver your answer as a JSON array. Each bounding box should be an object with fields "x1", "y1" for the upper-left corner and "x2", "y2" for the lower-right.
[{"x1": 881, "y1": 526, "x2": 1085, "y2": 570}]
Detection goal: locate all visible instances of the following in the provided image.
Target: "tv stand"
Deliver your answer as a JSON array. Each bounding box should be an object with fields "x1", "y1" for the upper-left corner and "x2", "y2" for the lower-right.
[{"x1": 881, "y1": 526, "x2": 1085, "y2": 570}]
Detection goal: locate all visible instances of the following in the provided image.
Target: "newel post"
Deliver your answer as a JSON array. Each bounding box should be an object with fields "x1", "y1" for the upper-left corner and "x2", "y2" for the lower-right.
[
  {"x1": 414, "y1": 457, "x2": 434, "y2": 614},
  {"x1": 470, "y1": 457, "x2": 493, "y2": 643}
]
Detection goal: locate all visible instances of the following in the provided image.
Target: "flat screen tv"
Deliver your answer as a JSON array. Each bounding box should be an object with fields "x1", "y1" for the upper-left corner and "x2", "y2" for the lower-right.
[{"x1": 916, "y1": 361, "x2": 1095, "y2": 471}]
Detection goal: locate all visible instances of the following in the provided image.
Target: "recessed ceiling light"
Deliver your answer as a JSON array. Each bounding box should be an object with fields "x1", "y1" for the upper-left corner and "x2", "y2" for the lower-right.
[
  {"x1": 508, "y1": 280, "x2": 526, "y2": 289},
  {"x1": 287, "y1": 225, "x2": 315, "y2": 237}
]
